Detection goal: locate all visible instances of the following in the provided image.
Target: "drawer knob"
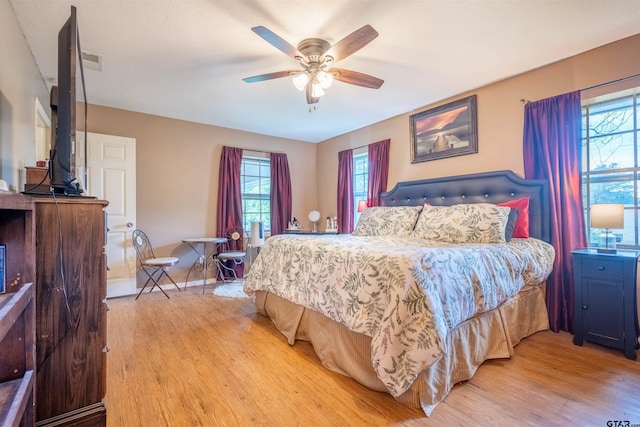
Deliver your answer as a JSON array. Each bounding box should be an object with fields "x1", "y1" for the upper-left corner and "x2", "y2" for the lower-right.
[
  {"x1": 597, "y1": 266, "x2": 605, "y2": 271},
  {"x1": 582, "y1": 305, "x2": 588, "y2": 310}
]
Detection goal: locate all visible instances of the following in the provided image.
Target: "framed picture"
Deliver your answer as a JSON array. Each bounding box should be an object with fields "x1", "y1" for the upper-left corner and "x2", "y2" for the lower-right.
[
  {"x1": 410, "y1": 94, "x2": 478, "y2": 163},
  {"x1": 0, "y1": 244, "x2": 5, "y2": 294}
]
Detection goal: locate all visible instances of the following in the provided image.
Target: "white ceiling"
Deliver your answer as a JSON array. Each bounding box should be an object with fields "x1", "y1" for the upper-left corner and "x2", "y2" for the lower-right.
[{"x1": 9, "y1": 0, "x2": 640, "y2": 143}]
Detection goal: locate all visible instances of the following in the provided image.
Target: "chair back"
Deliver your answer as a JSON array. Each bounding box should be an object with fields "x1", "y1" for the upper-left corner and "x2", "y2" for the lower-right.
[
  {"x1": 132, "y1": 230, "x2": 156, "y2": 263},
  {"x1": 224, "y1": 227, "x2": 245, "y2": 252}
]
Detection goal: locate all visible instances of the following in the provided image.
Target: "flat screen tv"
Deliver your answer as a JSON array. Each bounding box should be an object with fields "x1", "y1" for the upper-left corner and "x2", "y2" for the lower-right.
[{"x1": 49, "y1": 5, "x2": 87, "y2": 195}]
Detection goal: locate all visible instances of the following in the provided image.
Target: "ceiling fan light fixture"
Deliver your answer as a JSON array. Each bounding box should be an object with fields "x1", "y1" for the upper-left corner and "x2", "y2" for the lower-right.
[
  {"x1": 317, "y1": 70, "x2": 334, "y2": 89},
  {"x1": 292, "y1": 72, "x2": 309, "y2": 91}
]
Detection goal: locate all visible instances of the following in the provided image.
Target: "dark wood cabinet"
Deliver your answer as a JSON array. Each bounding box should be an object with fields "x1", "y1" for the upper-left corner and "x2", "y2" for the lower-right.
[
  {"x1": 572, "y1": 248, "x2": 639, "y2": 360},
  {"x1": 33, "y1": 197, "x2": 108, "y2": 426},
  {"x1": 0, "y1": 192, "x2": 36, "y2": 426}
]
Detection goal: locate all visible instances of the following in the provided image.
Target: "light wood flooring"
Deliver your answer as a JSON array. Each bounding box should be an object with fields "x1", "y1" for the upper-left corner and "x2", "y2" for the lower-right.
[{"x1": 106, "y1": 284, "x2": 640, "y2": 426}]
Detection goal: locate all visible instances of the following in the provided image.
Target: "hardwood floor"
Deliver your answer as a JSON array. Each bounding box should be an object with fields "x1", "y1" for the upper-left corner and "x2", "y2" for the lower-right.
[{"x1": 106, "y1": 285, "x2": 640, "y2": 426}]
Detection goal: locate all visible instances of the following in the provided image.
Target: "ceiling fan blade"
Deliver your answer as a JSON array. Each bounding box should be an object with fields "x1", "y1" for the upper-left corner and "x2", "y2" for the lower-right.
[
  {"x1": 330, "y1": 68, "x2": 384, "y2": 89},
  {"x1": 243, "y1": 70, "x2": 295, "y2": 83},
  {"x1": 251, "y1": 26, "x2": 301, "y2": 59},
  {"x1": 327, "y1": 25, "x2": 378, "y2": 62},
  {"x1": 305, "y1": 84, "x2": 320, "y2": 105}
]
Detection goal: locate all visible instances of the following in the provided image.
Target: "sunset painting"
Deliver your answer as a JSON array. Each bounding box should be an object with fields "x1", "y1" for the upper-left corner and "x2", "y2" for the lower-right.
[{"x1": 410, "y1": 95, "x2": 478, "y2": 163}]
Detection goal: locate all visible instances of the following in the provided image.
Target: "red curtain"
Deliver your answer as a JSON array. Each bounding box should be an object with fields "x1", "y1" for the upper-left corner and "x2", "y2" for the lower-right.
[
  {"x1": 216, "y1": 146, "x2": 244, "y2": 251},
  {"x1": 270, "y1": 153, "x2": 292, "y2": 236},
  {"x1": 367, "y1": 139, "x2": 390, "y2": 207},
  {"x1": 216, "y1": 146, "x2": 244, "y2": 279},
  {"x1": 523, "y1": 91, "x2": 587, "y2": 333},
  {"x1": 337, "y1": 149, "x2": 354, "y2": 234}
]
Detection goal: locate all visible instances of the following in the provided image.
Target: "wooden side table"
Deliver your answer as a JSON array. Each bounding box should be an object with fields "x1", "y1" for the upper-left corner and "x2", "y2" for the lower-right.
[{"x1": 572, "y1": 248, "x2": 639, "y2": 360}]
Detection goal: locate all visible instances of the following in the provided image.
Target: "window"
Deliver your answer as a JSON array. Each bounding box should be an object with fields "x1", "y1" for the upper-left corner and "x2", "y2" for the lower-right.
[
  {"x1": 353, "y1": 151, "x2": 368, "y2": 224},
  {"x1": 241, "y1": 155, "x2": 270, "y2": 233},
  {"x1": 582, "y1": 88, "x2": 639, "y2": 248}
]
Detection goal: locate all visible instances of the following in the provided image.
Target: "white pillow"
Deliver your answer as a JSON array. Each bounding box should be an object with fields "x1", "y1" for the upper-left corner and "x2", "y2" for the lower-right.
[
  {"x1": 352, "y1": 206, "x2": 423, "y2": 236},
  {"x1": 412, "y1": 203, "x2": 511, "y2": 243}
]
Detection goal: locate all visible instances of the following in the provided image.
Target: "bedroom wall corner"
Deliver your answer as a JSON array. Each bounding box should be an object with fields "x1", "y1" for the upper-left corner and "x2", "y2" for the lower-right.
[{"x1": 84, "y1": 104, "x2": 317, "y2": 283}]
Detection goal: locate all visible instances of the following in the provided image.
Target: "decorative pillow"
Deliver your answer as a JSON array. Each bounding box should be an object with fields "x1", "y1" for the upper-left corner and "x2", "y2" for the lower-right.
[
  {"x1": 352, "y1": 206, "x2": 423, "y2": 236},
  {"x1": 498, "y1": 196, "x2": 530, "y2": 238},
  {"x1": 504, "y1": 208, "x2": 519, "y2": 242},
  {"x1": 412, "y1": 203, "x2": 511, "y2": 243}
]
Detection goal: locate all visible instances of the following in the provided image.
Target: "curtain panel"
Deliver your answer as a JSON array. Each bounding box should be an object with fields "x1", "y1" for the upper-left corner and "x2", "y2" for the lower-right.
[
  {"x1": 367, "y1": 139, "x2": 390, "y2": 207},
  {"x1": 216, "y1": 146, "x2": 244, "y2": 250},
  {"x1": 337, "y1": 149, "x2": 354, "y2": 234},
  {"x1": 523, "y1": 90, "x2": 587, "y2": 333},
  {"x1": 270, "y1": 152, "x2": 292, "y2": 236}
]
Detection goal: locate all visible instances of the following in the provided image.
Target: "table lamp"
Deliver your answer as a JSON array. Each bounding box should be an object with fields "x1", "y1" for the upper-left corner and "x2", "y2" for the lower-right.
[
  {"x1": 591, "y1": 203, "x2": 624, "y2": 253},
  {"x1": 357, "y1": 200, "x2": 368, "y2": 213}
]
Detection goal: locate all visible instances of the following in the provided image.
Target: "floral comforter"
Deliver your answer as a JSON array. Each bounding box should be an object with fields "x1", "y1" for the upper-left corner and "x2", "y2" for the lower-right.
[{"x1": 244, "y1": 234, "x2": 555, "y2": 397}]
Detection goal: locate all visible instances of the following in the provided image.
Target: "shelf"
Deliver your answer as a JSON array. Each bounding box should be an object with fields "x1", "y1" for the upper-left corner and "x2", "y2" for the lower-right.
[
  {"x1": 0, "y1": 284, "x2": 33, "y2": 342},
  {"x1": 0, "y1": 193, "x2": 35, "y2": 426},
  {"x1": 0, "y1": 370, "x2": 34, "y2": 427}
]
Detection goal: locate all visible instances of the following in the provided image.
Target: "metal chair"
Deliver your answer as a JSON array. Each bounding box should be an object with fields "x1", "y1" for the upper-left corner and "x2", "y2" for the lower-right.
[
  {"x1": 214, "y1": 227, "x2": 246, "y2": 282},
  {"x1": 132, "y1": 230, "x2": 180, "y2": 300}
]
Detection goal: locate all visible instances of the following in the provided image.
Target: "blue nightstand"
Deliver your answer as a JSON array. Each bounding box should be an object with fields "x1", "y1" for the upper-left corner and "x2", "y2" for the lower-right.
[{"x1": 572, "y1": 249, "x2": 639, "y2": 360}]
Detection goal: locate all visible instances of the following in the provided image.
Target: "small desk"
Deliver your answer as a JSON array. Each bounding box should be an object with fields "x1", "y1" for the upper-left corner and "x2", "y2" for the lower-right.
[{"x1": 182, "y1": 237, "x2": 227, "y2": 293}]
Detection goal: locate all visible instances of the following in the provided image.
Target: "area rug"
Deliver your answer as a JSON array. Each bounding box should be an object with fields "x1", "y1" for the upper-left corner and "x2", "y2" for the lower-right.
[{"x1": 211, "y1": 281, "x2": 248, "y2": 299}]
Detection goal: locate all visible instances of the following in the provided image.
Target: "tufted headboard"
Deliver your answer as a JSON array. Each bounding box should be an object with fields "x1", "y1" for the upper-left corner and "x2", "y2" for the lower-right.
[{"x1": 380, "y1": 170, "x2": 550, "y2": 242}]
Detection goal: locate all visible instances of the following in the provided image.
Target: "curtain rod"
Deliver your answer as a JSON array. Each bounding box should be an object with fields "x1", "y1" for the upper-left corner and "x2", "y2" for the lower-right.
[
  {"x1": 580, "y1": 72, "x2": 640, "y2": 92},
  {"x1": 521, "y1": 73, "x2": 640, "y2": 104},
  {"x1": 346, "y1": 138, "x2": 389, "y2": 152},
  {"x1": 241, "y1": 148, "x2": 284, "y2": 155}
]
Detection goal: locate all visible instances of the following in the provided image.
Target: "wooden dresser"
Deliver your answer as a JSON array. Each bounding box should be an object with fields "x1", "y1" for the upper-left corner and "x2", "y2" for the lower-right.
[
  {"x1": 0, "y1": 192, "x2": 36, "y2": 426},
  {"x1": 33, "y1": 197, "x2": 108, "y2": 426}
]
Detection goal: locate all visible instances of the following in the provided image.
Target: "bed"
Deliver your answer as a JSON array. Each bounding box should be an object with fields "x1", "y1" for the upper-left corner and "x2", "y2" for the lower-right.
[{"x1": 243, "y1": 170, "x2": 555, "y2": 415}]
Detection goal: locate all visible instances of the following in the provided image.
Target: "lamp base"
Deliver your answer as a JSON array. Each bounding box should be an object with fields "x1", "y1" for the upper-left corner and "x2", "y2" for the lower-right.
[
  {"x1": 596, "y1": 247, "x2": 617, "y2": 254},
  {"x1": 597, "y1": 230, "x2": 617, "y2": 253}
]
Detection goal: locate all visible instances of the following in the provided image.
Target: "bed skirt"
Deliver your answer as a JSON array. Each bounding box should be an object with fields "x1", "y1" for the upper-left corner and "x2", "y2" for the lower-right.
[{"x1": 254, "y1": 284, "x2": 549, "y2": 416}]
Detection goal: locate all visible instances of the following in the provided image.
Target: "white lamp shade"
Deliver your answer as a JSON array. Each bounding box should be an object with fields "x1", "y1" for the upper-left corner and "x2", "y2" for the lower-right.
[
  {"x1": 591, "y1": 204, "x2": 624, "y2": 229},
  {"x1": 317, "y1": 70, "x2": 334, "y2": 89},
  {"x1": 292, "y1": 73, "x2": 309, "y2": 91},
  {"x1": 310, "y1": 81, "x2": 325, "y2": 98}
]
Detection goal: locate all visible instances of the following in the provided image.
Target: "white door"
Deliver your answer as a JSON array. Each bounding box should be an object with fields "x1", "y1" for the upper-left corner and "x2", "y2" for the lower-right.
[{"x1": 79, "y1": 132, "x2": 137, "y2": 298}]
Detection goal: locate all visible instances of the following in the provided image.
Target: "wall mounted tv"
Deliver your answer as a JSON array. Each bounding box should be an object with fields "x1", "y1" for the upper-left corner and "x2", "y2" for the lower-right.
[{"x1": 49, "y1": 5, "x2": 87, "y2": 195}]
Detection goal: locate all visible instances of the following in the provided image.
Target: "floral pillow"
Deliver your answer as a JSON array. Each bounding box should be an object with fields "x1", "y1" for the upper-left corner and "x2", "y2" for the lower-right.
[
  {"x1": 352, "y1": 206, "x2": 423, "y2": 236},
  {"x1": 412, "y1": 203, "x2": 511, "y2": 243}
]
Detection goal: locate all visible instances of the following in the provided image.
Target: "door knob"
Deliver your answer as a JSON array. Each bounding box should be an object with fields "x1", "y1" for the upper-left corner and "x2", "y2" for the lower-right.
[{"x1": 127, "y1": 222, "x2": 134, "y2": 228}]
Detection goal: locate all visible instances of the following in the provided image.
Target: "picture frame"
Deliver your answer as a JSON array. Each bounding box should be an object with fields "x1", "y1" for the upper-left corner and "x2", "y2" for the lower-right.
[
  {"x1": 0, "y1": 244, "x2": 5, "y2": 294},
  {"x1": 410, "y1": 94, "x2": 478, "y2": 163}
]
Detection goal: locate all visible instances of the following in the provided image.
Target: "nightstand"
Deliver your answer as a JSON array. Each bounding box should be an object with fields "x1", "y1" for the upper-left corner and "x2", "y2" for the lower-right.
[{"x1": 572, "y1": 249, "x2": 639, "y2": 360}]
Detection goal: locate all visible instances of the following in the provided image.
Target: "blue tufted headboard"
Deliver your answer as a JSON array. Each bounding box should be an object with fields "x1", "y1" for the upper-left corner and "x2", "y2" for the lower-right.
[{"x1": 380, "y1": 170, "x2": 550, "y2": 242}]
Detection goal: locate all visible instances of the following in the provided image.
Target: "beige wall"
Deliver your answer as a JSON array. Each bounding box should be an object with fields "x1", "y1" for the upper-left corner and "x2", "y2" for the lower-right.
[
  {"x1": 85, "y1": 105, "x2": 316, "y2": 280},
  {"x1": 0, "y1": 0, "x2": 50, "y2": 190},
  {"x1": 317, "y1": 33, "x2": 640, "y2": 220}
]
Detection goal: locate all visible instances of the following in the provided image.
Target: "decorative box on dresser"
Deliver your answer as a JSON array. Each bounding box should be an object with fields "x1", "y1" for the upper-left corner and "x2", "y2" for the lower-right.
[
  {"x1": 33, "y1": 197, "x2": 108, "y2": 426},
  {"x1": 0, "y1": 192, "x2": 36, "y2": 426},
  {"x1": 572, "y1": 248, "x2": 640, "y2": 360}
]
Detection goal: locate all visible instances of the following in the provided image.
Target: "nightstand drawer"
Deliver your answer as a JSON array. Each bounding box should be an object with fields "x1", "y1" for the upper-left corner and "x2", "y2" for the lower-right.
[{"x1": 580, "y1": 258, "x2": 623, "y2": 279}]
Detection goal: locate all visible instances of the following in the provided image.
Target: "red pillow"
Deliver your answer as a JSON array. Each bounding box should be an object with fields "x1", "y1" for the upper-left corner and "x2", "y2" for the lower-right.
[{"x1": 498, "y1": 197, "x2": 530, "y2": 238}]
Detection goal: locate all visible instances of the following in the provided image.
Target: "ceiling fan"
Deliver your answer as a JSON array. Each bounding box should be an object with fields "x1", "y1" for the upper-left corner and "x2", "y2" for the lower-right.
[{"x1": 243, "y1": 25, "x2": 384, "y2": 105}]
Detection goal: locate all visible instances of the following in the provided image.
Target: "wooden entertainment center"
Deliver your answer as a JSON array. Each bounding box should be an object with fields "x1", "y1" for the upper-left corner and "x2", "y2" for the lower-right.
[
  {"x1": 0, "y1": 193, "x2": 109, "y2": 426},
  {"x1": 33, "y1": 196, "x2": 109, "y2": 426}
]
